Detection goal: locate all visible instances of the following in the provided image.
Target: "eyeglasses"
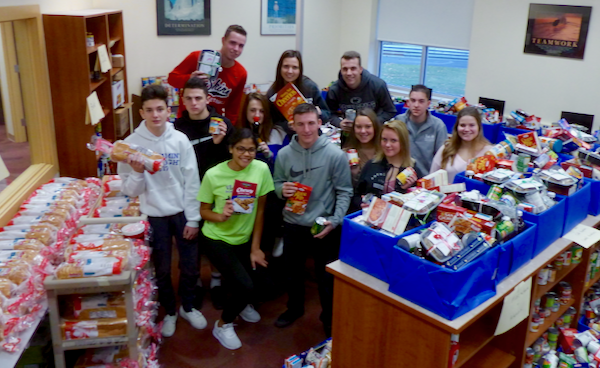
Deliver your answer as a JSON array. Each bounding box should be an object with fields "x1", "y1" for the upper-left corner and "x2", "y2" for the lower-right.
[{"x1": 234, "y1": 146, "x2": 257, "y2": 154}]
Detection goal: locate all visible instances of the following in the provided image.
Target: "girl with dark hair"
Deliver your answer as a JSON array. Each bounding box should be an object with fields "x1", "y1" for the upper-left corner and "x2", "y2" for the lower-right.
[
  {"x1": 430, "y1": 106, "x2": 492, "y2": 183},
  {"x1": 238, "y1": 92, "x2": 288, "y2": 168},
  {"x1": 197, "y1": 128, "x2": 274, "y2": 350},
  {"x1": 342, "y1": 108, "x2": 382, "y2": 188},
  {"x1": 266, "y1": 50, "x2": 330, "y2": 132}
]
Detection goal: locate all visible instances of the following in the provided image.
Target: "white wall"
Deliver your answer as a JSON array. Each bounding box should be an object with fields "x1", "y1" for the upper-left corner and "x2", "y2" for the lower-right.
[
  {"x1": 92, "y1": 0, "x2": 295, "y2": 97},
  {"x1": 0, "y1": 0, "x2": 92, "y2": 12},
  {"x1": 466, "y1": 0, "x2": 600, "y2": 129}
]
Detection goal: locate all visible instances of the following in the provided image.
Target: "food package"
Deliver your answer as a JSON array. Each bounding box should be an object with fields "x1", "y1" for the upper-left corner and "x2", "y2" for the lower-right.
[
  {"x1": 74, "y1": 346, "x2": 130, "y2": 368},
  {"x1": 481, "y1": 169, "x2": 516, "y2": 185},
  {"x1": 55, "y1": 257, "x2": 124, "y2": 279},
  {"x1": 89, "y1": 138, "x2": 165, "y2": 174},
  {"x1": 402, "y1": 191, "x2": 445, "y2": 215},
  {"x1": 61, "y1": 318, "x2": 127, "y2": 340},
  {"x1": 68, "y1": 250, "x2": 130, "y2": 270},
  {"x1": 0, "y1": 239, "x2": 45, "y2": 252},
  {"x1": 232, "y1": 180, "x2": 257, "y2": 214},
  {"x1": 0, "y1": 263, "x2": 32, "y2": 285},
  {"x1": 365, "y1": 198, "x2": 392, "y2": 229},
  {"x1": 538, "y1": 169, "x2": 578, "y2": 196},
  {"x1": 420, "y1": 222, "x2": 462, "y2": 262},
  {"x1": 284, "y1": 183, "x2": 312, "y2": 215},
  {"x1": 63, "y1": 293, "x2": 127, "y2": 320}
]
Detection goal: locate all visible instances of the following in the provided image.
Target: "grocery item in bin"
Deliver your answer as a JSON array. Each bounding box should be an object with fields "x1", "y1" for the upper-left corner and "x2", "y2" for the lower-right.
[
  {"x1": 420, "y1": 222, "x2": 462, "y2": 262},
  {"x1": 64, "y1": 292, "x2": 127, "y2": 320},
  {"x1": 443, "y1": 232, "x2": 495, "y2": 270},
  {"x1": 365, "y1": 197, "x2": 391, "y2": 229},
  {"x1": 87, "y1": 138, "x2": 165, "y2": 173},
  {"x1": 538, "y1": 169, "x2": 578, "y2": 196},
  {"x1": 55, "y1": 256, "x2": 124, "y2": 279},
  {"x1": 402, "y1": 190, "x2": 445, "y2": 215},
  {"x1": 481, "y1": 168, "x2": 516, "y2": 185},
  {"x1": 61, "y1": 318, "x2": 127, "y2": 340},
  {"x1": 504, "y1": 178, "x2": 546, "y2": 194},
  {"x1": 466, "y1": 155, "x2": 497, "y2": 174}
]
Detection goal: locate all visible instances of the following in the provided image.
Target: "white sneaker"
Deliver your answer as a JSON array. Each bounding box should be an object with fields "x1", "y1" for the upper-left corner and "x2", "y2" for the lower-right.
[
  {"x1": 239, "y1": 304, "x2": 261, "y2": 323},
  {"x1": 273, "y1": 237, "x2": 284, "y2": 257},
  {"x1": 179, "y1": 306, "x2": 207, "y2": 329},
  {"x1": 213, "y1": 320, "x2": 242, "y2": 350},
  {"x1": 161, "y1": 314, "x2": 177, "y2": 337}
]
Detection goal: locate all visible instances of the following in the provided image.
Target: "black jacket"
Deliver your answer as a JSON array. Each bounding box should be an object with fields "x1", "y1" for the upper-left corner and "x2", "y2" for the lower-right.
[
  {"x1": 350, "y1": 157, "x2": 411, "y2": 213},
  {"x1": 326, "y1": 69, "x2": 397, "y2": 126},
  {"x1": 173, "y1": 105, "x2": 234, "y2": 179}
]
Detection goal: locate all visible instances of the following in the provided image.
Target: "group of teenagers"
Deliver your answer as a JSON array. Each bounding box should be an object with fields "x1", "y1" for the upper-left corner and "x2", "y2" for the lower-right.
[{"x1": 117, "y1": 24, "x2": 495, "y2": 351}]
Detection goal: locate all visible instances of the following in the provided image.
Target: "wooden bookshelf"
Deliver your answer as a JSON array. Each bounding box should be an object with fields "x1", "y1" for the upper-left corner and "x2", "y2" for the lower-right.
[{"x1": 43, "y1": 9, "x2": 128, "y2": 178}]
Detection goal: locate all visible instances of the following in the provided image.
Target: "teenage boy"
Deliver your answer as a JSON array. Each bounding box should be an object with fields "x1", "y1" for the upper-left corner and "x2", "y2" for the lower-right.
[
  {"x1": 396, "y1": 84, "x2": 447, "y2": 177},
  {"x1": 326, "y1": 51, "x2": 396, "y2": 131},
  {"x1": 118, "y1": 85, "x2": 206, "y2": 338},
  {"x1": 169, "y1": 25, "x2": 248, "y2": 123},
  {"x1": 273, "y1": 103, "x2": 352, "y2": 337},
  {"x1": 174, "y1": 77, "x2": 233, "y2": 310}
]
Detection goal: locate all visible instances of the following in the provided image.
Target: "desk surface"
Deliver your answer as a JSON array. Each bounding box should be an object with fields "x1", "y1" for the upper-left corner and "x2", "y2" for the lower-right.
[{"x1": 328, "y1": 213, "x2": 600, "y2": 334}]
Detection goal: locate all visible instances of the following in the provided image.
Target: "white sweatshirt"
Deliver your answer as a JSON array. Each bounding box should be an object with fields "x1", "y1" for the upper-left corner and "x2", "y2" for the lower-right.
[{"x1": 117, "y1": 122, "x2": 201, "y2": 227}]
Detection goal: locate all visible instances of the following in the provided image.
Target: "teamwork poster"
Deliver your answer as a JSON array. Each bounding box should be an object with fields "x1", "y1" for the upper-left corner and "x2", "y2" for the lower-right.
[{"x1": 157, "y1": 0, "x2": 211, "y2": 36}]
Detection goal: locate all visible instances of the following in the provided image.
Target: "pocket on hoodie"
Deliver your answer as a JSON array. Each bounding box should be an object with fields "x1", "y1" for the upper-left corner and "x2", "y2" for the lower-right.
[{"x1": 146, "y1": 183, "x2": 183, "y2": 214}]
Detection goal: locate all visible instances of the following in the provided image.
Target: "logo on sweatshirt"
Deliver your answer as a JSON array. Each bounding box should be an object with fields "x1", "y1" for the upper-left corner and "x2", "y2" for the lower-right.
[
  {"x1": 208, "y1": 78, "x2": 232, "y2": 99},
  {"x1": 289, "y1": 166, "x2": 322, "y2": 178},
  {"x1": 157, "y1": 153, "x2": 180, "y2": 172},
  {"x1": 350, "y1": 97, "x2": 362, "y2": 104}
]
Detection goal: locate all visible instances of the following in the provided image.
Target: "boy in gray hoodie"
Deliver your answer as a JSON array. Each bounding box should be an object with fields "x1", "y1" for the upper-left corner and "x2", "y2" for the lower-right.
[{"x1": 273, "y1": 103, "x2": 352, "y2": 337}]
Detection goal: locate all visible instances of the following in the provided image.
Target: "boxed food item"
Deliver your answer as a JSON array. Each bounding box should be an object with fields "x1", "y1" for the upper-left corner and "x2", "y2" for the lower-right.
[
  {"x1": 111, "y1": 54, "x2": 124, "y2": 68},
  {"x1": 284, "y1": 183, "x2": 312, "y2": 215},
  {"x1": 112, "y1": 80, "x2": 125, "y2": 109},
  {"x1": 61, "y1": 318, "x2": 127, "y2": 340},
  {"x1": 63, "y1": 292, "x2": 127, "y2": 320},
  {"x1": 115, "y1": 107, "x2": 129, "y2": 137},
  {"x1": 232, "y1": 180, "x2": 257, "y2": 214}
]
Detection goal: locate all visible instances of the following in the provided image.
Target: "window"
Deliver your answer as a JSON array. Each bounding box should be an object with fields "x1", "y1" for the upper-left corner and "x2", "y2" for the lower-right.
[{"x1": 379, "y1": 42, "x2": 469, "y2": 97}]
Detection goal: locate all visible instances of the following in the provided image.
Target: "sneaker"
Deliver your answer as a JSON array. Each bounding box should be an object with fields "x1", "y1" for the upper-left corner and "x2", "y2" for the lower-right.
[
  {"x1": 272, "y1": 237, "x2": 284, "y2": 258},
  {"x1": 211, "y1": 286, "x2": 225, "y2": 310},
  {"x1": 161, "y1": 314, "x2": 177, "y2": 337},
  {"x1": 274, "y1": 309, "x2": 304, "y2": 328},
  {"x1": 212, "y1": 320, "x2": 242, "y2": 350},
  {"x1": 239, "y1": 304, "x2": 261, "y2": 323},
  {"x1": 179, "y1": 306, "x2": 207, "y2": 329}
]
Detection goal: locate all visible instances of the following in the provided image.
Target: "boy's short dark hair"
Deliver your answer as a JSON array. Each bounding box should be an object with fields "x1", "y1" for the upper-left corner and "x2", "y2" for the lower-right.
[
  {"x1": 224, "y1": 25, "x2": 246, "y2": 38},
  {"x1": 141, "y1": 84, "x2": 169, "y2": 105},
  {"x1": 410, "y1": 84, "x2": 431, "y2": 100},
  {"x1": 341, "y1": 51, "x2": 361, "y2": 66},
  {"x1": 183, "y1": 77, "x2": 209, "y2": 96},
  {"x1": 293, "y1": 103, "x2": 318, "y2": 117}
]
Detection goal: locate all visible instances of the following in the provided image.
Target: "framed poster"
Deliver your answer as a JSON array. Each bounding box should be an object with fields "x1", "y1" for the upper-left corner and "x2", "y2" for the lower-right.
[
  {"x1": 261, "y1": 0, "x2": 296, "y2": 35},
  {"x1": 157, "y1": 0, "x2": 211, "y2": 36},
  {"x1": 524, "y1": 3, "x2": 592, "y2": 59}
]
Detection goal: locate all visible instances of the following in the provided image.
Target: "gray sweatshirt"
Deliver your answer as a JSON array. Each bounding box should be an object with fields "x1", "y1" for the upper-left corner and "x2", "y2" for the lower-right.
[
  {"x1": 396, "y1": 110, "x2": 448, "y2": 177},
  {"x1": 274, "y1": 134, "x2": 352, "y2": 228}
]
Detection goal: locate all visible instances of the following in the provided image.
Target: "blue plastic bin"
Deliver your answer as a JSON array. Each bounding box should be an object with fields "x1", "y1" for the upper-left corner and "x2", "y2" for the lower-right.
[
  {"x1": 578, "y1": 316, "x2": 590, "y2": 332},
  {"x1": 559, "y1": 181, "x2": 592, "y2": 235},
  {"x1": 453, "y1": 172, "x2": 492, "y2": 193},
  {"x1": 507, "y1": 221, "x2": 537, "y2": 274},
  {"x1": 585, "y1": 178, "x2": 600, "y2": 216},
  {"x1": 387, "y1": 232, "x2": 499, "y2": 320},
  {"x1": 338, "y1": 211, "x2": 430, "y2": 283},
  {"x1": 394, "y1": 103, "x2": 405, "y2": 114},
  {"x1": 500, "y1": 126, "x2": 542, "y2": 140},
  {"x1": 432, "y1": 111, "x2": 456, "y2": 134},
  {"x1": 482, "y1": 123, "x2": 501, "y2": 144},
  {"x1": 522, "y1": 196, "x2": 567, "y2": 257}
]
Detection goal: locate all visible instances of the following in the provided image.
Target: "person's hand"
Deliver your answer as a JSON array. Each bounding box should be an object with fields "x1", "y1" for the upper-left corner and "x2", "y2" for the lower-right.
[
  {"x1": 127, "y1": 153, "x2": 145, "y2": 173},
  {"x1": 314, "y1": 220, "x2": 334, "y2": 239},
  {"x1": 190, "y1": 71, "x2": 209, "y2": 83},
  {"x1": 282, "y1": 182, "x2": 297, "y2": 198},
  {"x1": 183, "y1": 226, "x2": 199, "y2": 240},
  {"x1": 212, "y1": 120, "x2": 228, "y2": 144},
  {"x1": 400, "y1": 173, "x2": 418, "y2": 190},
  {"x1": 250, "y1": 249, "x2": 268, "y2": 269},
  {"x1": 340, "y1": 119, "x2": 353, "y2": 132},
  {"x1": 258, "y1": 141, "x2": 272, "y2": 158},
  {"x1": 221, "y1": 199, "x2": 234, "y2": 221}
]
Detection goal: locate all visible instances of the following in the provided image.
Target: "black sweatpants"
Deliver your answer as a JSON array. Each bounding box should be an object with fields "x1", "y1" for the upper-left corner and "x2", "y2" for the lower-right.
[{"x1": 148, "y1": 212, "x2": 198, "y2": 316}]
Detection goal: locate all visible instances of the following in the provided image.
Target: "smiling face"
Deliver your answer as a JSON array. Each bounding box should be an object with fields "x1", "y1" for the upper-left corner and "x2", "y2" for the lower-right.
[
  {"x1": 281, "y1": 57, "x2": 301, "y2": 84},
  {"x1": 381, "y1": 127, "x2": 401, "y2": 159},
  {"x1": 457, "y1": 115, "x2": 479, "y2": 142},
  {"x1": 229, "y1": 138, "x2": 256, "y2": 171},
  {"x1": 140, "y1": 99, "x2": 171, "y2": 137},
  {"x1": 247, "y1": 99, "x2": 264, "y2": 125},
  {"x1": 221, "y1": 31, "x2": 246, "y2": 63},
  {"x1": 354, "y1": 115, "x2": 375, "y2": 145},
  {"x1": 341, "y1": 58, "x2": 363, "y2": 89},
  {"x1": 292, "y1": 112, "x2": 321, "y2": 149}
]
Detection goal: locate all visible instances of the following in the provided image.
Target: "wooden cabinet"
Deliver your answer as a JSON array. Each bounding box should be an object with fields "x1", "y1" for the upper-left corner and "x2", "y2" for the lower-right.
[
  {"x1": 43, "y1": 10, "x2": 128, "y2": 178},
  {"x1": 328, "y1": 214, "x2": 600, "y2": 368}
]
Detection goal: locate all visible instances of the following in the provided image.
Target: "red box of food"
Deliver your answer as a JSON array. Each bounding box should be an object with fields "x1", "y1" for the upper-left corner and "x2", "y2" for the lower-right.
[
  {"x1": 436, "y1": 203, "x2": 467, "y2": 224},
  {"x1": 232, "y1": 180, "x2": 257, "y2": 214},
  {"x1": 285, "y1": 183, "x2": 312, "y2": 215},
  {"x1": 559, "y1": 328, "x2": 578, "y2": 354}
]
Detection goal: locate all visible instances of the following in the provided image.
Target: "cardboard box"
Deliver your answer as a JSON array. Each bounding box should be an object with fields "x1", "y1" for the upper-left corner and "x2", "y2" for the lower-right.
[
  {"x1": 111, "y1": 54, "x2": 124, "y2": 68},
  {"x1": 115, "y1": 107, "x2": 129, "y2": 137},
  {"x1": 113, "y1": 70, "x2": 124, "y2": 82},
  {"x1": 112, "y1": 80, "x2": 124, "y2": 109}
]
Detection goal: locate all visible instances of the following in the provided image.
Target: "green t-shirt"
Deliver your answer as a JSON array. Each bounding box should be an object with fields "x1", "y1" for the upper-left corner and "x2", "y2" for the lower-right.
[{"x1": 197, "y1": 159, "x2": 274, "y2": 245}]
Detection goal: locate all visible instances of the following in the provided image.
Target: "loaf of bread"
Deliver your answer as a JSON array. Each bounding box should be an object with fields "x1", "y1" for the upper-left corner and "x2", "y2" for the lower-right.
[
  {"x1": 110, "y1": 140, "x2": 165, "y2": 173},
  {"x1": 61, "y1": 318, "x2": 127, "y2": 340},
  {"x1": 0, "y1": 263, "x2": 30, "y2": 285},
  {"x1": 56, "y1": 263, "x2": 84, "y2": 279},
  {"x1": 0, "y1": 278, "x2": 13, "y2": 298},
  {"x1": 63, "y1": 292, "x2": 127, "y2": 320}
]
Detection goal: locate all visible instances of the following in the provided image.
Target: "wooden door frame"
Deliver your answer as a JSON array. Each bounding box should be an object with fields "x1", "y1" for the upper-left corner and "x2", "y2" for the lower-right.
[
  {"x1": 0, "y1": 5, "x2": 59, "y2": 226},
  {"x1": 1, "y1": 22, "x2": 27, "y2": 142}
]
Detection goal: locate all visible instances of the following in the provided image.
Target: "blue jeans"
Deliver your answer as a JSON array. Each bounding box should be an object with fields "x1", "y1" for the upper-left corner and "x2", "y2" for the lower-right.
[{"x1": 148, "y1": 212, "x2": 199, "y2": 315}]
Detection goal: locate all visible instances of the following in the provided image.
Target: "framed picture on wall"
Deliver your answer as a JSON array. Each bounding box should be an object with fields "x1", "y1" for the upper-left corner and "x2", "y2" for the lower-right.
[
  {"x1": 524, "y1": 3, "x2": 592, "y2": 59},
  {"x1": 261, "y1": 0, "x2": 296, "y2": 35},
  {"x1": 156, "y1": 0, "x2": 211, "y2": 36}
]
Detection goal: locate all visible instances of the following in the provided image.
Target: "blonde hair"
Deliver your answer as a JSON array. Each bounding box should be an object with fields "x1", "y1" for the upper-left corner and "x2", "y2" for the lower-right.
[
  {"x1": 441, "y1": 107, "x2": 490, "y2": 169},
  {"x1": 374, "y1": 120, "x2": 413, "y2": 168}
]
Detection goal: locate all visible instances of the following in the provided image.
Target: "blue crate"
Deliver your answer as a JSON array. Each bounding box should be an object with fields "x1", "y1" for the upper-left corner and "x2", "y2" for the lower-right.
[
  {"x1": 394, "y1": 103, "x2": 405, "y2": 115},
  {"x1": 506, "y1": 221, "x2": 537, "y2": 274},
  {"x1": 522, "y1": 196, "x2": 567, "y2": 257},
  {"x1": 500, "y1": 126, "x2": 543, "y2": 140},
  {"x1": 387, "y1": 232, "x2": 499, "y2": 320},
  {"x1": 585, "y1": 178, "x2": 600, "y2": 216},
  {"x1": 482, "y1": 123, "x2": 501, "y2": 144},
  {"x1": 339, "y1": 211, "x2": 430, "y2": 283},
  {"x1": 558, "y1": 181, "x2": 592, "y2": 235},
  {"x1": 453, "y1": 172, "x2": 492, "y2": 193},
  {"x1": 432, "y1": 111, "x2": 456, "y2": 134}
]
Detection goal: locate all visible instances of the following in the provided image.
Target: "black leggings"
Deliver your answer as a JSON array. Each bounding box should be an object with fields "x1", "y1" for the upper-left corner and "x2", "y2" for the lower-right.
[{"x1": 203, "y1": 235, "x2": 254, "y2": 323}]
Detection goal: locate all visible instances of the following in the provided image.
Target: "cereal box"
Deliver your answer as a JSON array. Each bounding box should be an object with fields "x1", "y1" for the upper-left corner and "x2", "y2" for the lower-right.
[
  {"x1": 285, "y1": 183, "x2": 312, "y2": 214},
  {"x1": 232, "y1": 180, "x2": 257, "y2": 214}
]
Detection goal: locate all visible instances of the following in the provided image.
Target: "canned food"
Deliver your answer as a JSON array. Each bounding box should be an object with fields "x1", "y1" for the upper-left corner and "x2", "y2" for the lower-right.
[
  {"x1": 538, "y1": 268, "x2": 549, "y2": 285},
  {"x1": 550, "y1": 296, "x2": 560, "y2": 313},
  {"x1": 500, "y1": 193, "x2": 517, "y2": 207},
  {"x1": 487, "y1": 185, "x2": 503, "y2": 201},
  {"x1": 530, "y1": 313, "x2": 541, "y2": 332},
  {"x1": 310, "y1": 217, "x2": 327, "y2": 236},
  {"x1": 86, "y1": 33, "x2": 95, "y2": 47},
  {"x1": 553, "y1": 255, "x2": 563, "y2": 270},
  {"x1": 563, "y1": 251, "x2": 572, "y2": 267},
  {"x1": 209, "y1": 117, "x2": 222, "y2": 135},
  {"x1": 525, "y1": 347, "x2": 535, "y2": 364},
  {"x1": 345, "y1": 109, "x2": 356, "y2": 122},
  {"x1": 516, "y1": 153, "x2": 531, "y2": 172},
  {"x1": 572, "y1": 245, "x2": 583, "y2": 264},
  {"x1": 346, "y1": 149, "x2": 359, "y2": 166},
  {"x1": 559, "y1": 281, "x2": 572, "y2": 304},
  {"x1": 543, "y1": 293, "x2": 555, "y2": 309},
  {"x1": 547, "y1": 265, "x2": 557, "y2": 283},
  {"x1": 396, "y1": 167, "x2": 417, "y2": 185}
]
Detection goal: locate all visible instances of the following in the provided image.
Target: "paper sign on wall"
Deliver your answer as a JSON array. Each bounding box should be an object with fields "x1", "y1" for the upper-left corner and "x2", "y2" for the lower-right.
[
  {"x1": 495, "y1": 277, "x2": 532, "y2": 336},
  {"x1": 0, "y1": 154, "x2": 9, "y2": 182},
  {"x1": 86, "y1": 91, "x2": 104, "y2": 126},
  {"x1": 563, "y1": 224, "x2": 600, "y2": 249},
  {"x1": 97, "y1": 44, "x2": 112, "y2": 73}
]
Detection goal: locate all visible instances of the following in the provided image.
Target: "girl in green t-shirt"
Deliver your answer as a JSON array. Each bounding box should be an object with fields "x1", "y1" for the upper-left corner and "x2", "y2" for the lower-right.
[{"x1": 198, "y1": 128, "x2": 274, "y2": 350}]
